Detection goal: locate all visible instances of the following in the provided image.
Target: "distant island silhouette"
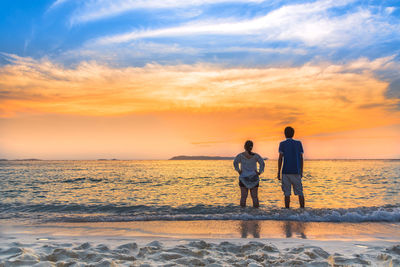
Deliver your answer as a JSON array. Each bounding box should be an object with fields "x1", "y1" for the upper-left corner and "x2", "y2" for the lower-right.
[
  {"x1": 169, "y1": 155, "x2": 268, "y2": 160},
  {"x1": 12, "y1": 159, "x2": 42, "y2": 161}
]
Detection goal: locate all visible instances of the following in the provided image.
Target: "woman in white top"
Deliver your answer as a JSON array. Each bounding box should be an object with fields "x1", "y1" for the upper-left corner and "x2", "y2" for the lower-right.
[{"x1": 233, "y1": 140, "x2": 265, "y2": 208}]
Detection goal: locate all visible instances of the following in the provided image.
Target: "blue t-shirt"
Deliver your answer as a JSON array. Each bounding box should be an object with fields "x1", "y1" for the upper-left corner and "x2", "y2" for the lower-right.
[{"x1": 279, "y1": 138, "x2": 303, "y2": 174}]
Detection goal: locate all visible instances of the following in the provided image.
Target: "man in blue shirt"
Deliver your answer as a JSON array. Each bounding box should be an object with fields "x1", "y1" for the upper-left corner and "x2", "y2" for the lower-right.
[{"x1": 277, "y1": 126, "x2": 305, "y2": 208}]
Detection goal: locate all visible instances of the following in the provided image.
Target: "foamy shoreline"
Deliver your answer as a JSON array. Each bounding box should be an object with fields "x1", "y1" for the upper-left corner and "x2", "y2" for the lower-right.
[{"x1": 1, "y1": 221, "x2": 399, "y2": 266}]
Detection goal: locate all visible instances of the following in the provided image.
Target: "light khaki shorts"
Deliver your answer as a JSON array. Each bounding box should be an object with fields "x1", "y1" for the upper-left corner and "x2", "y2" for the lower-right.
[{"x1": 281, "y1": 174, "x2": 303, "y2": 196}]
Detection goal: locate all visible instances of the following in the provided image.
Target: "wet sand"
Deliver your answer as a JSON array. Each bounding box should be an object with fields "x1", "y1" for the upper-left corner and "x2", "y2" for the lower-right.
[{"x1": 1, "y1": 220, "x2": 399, "y2": 266}]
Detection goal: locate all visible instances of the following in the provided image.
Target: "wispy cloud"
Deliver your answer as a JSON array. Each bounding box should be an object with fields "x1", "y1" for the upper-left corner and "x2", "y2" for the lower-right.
[
  {"x1": 48, "y1": 0, "x2": 70, "y2": 10},
  {"x1": 50, "y1": 0, "x2": 265, "y2": 24},
  {"x1": 41, "y1": 0, "x2": 400, "y2": 68},
  {"x1": 59, "y1": 40, "x2": 309, "y2": 67},
  {"x1": 60, "y1": 41, "x2": 200, "y2": 64},
  {"x1": 212, "y1": 46, "x2": 308, "y2": 55},
  {"x1": 94, "y1": 0, "x2": 395, "y2": 48}
]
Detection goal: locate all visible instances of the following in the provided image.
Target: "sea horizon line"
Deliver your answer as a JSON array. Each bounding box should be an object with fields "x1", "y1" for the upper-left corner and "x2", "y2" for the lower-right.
[{"x1": 1, "y1": 158, "x2": 399, "y2": 161}]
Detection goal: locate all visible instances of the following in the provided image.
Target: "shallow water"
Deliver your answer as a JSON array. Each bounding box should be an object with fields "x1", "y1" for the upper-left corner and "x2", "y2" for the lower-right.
[{"x1": 0, "y1": 160, "x2": 399, "y2": 223}]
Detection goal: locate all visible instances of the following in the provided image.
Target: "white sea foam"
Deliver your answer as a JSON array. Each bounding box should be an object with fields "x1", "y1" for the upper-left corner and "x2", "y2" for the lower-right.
[{"x1": 46, "y1": 205, "x2": 400, "y2": 223}]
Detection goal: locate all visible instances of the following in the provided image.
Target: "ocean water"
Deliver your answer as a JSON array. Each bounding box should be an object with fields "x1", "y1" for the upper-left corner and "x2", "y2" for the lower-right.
[{"x1": 0, "y1": 159, "x2": 399, "y2": 223}]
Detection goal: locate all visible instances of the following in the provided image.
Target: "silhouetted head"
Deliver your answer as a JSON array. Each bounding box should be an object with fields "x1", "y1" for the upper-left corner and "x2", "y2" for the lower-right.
[
  {"x1": 284, "y1": 126, "x2": 295, "y2": 138},
  {"x1": 244, "y1": 140, "x2": 254, "y2": 155}
]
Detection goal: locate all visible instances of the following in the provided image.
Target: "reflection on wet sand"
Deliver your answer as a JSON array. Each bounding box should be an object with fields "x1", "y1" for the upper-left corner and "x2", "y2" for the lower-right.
[
  {"x1": 283, "y1": 221, "x2": 307, "y2": 239},
  {"x1": 239, "y1": 220, "x2": 260, "y2": 238},
  {"x1": 238, "y1": 221, "x2": 307, "y2": 239}
]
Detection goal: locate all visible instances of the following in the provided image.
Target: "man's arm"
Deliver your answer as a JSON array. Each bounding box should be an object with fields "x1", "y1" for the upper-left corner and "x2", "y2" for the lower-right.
[
  {"x1": 299, "y1": 141, "x2": 304, "y2": 177},
  {"x1": 277, "y1": 153, "x2": 283, "y2": 180},
  {"x1": 256, "y1": 154, "x2": 265, "y2": 175},
  {"x1": 300, "y1": 153, "x2": 303, "y2": 177}
]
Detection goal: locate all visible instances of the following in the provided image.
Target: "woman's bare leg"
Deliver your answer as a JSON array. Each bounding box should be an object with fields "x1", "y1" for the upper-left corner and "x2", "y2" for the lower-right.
[
  {"x1": 250, "y1": 187, "x2": 259, "y2": 208},
  {"x1": 240, "y1": 187, "x2": 248, "y2": 207}
]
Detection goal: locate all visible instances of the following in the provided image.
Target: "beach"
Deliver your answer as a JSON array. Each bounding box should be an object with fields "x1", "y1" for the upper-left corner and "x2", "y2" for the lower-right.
[
  {"x1": 1, "y1": 220, "x2": 400, "y2": 266},
  {"x1": 1, "y1": 159, "x2": 399, "y2": 266}
]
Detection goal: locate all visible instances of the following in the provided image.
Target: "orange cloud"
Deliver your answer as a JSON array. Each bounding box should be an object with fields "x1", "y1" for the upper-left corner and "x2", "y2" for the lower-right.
[{"x1": 0, "y1": 54, "x2": 399, "y2": 159}]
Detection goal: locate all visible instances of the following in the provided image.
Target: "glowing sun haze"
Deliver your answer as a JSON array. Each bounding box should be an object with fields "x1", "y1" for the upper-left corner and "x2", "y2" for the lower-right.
[{"x1": 0, "y1": 0, "x2": 399, "y2": 159}]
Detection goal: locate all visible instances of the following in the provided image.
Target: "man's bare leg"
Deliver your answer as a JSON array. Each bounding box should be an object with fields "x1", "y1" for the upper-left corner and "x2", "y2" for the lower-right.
[
  {"x1": 284, "y1": 196, "x2": 290, "y2": 208},
  {"x1": 240, "y1": 187, "x2": 248, "y2": 207},
  {"x1": 299, "y1": 195, "x2": 305, "y2": 208},
  {"x1": 250, "y1": 187, "x2": 259, "y2": 208}
]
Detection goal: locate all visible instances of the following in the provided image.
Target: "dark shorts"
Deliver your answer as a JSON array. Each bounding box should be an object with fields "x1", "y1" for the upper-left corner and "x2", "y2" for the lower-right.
[{"x1": 239, "y1": 180, "x2": 259, "y2": 188}]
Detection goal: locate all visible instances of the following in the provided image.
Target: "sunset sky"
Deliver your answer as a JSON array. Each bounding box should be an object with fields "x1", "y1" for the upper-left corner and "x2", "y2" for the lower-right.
[{"x1": 0, "y1": 0, "x2": 399, "y2": 159}]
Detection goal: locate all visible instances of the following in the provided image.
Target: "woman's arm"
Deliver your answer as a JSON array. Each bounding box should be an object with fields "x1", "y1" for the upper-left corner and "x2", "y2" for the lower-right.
[{"x1": 233, "y1": 154, "x2": 241, "y2": 174}]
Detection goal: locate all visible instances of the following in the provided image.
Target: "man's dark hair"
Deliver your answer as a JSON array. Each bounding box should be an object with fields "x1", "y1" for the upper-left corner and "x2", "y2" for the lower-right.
[{"x1": 284, "y1": 126, "x2": 295, "y2": 138}]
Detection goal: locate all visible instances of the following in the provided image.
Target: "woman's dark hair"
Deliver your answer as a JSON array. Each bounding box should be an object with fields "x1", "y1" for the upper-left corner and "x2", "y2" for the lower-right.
[
  {"x1": 244, "y1": 140, "x2": 254, "y2": 155},
  {"x1": 284, "y1": 126, "x2": 295, "y2": 138}
]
